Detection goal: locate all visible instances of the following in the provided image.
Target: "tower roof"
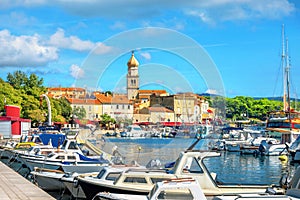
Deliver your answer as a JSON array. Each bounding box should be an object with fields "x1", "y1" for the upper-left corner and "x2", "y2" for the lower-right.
[{"x1": 127, "y1": 51, "x2": 139, "y2": 68}]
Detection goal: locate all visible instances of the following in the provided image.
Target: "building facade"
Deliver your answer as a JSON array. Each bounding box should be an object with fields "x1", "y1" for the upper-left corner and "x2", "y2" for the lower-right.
[
  {"x1": 66, "y1": 98, "x2": 102, "y2": 120},
  {"x1": 47, "y1": 87, "x2": 86, "y2": 99},
  {"x1": 127, "y1": 51, "x2": 139, "y2": 100},
  {"x1": 94, "y1": 92, "x2": 134, "y2": 122}
]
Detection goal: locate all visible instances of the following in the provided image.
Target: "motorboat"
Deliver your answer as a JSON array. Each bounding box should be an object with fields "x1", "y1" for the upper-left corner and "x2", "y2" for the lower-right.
[
  {"x1": 240, "y1": 137, "x2": 280, "y2": 155},
  {"x1": 23, "y1": 151, "x2": 109, "y2": 171},
  {"x1": 78, "y1": 167, "x2": 173, "y2": 199},
  {"x1": 161, "y1": 127, "x2": 177, "y2": 138},
  {"x1": 258, "y1": 140, "x2": 288, "y2": 156},
  {"x1": 120, "y1": 125, "x2": 149, "y2": 137},
  {"x1": 93, "y1": 178, "x2": 207, "y2": 200},
  {"x1": 77, "y1": 148, "x2": 277, "y2": 199},
  {"x1": 30, "y1": 168, "x2": 66, "y2": 191},
  {"x1": 60, "y1": 172, "x2": 95, "y2": 199},
  {"x1": 63, "y1": 165, "x2": 145, "y2": 199},
  {"x1": 287, "y1": 135, "x2": 300, "y2": 162}
]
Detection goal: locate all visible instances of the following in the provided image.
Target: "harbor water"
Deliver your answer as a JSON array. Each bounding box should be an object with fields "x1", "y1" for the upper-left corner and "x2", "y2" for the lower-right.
[
  {"x1": 1, "y1": 136, "x2": 297, "y2": 199},
  {"x1": 96, "y1": 137, "x2": 294, "y2": 185}
]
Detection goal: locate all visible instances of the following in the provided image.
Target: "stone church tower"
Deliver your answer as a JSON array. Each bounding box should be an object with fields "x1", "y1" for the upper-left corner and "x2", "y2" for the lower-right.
[{"x1": 127, "y1": 51, "x2": 139, "y2": 100}]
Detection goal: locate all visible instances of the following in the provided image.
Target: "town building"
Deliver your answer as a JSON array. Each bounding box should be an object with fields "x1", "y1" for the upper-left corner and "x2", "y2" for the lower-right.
[
  {"x1": 94, "y1": 92, "x2": 134, "y2": 122},
  {"x1": 149, "y1": 93, "x2": 211, "y2": 124},
  {"x1": 47, "y1": 87, "x2": 86, "y2": 99},
  {"x1": 135, "y1": 106, "x2": 175, "y2": 124},
  {"x1": 48, "y1": 51, "x2": 212, "y2": 125},
  {"x1": 66, "y1": 98, "x2": 102, "y2": 120}
]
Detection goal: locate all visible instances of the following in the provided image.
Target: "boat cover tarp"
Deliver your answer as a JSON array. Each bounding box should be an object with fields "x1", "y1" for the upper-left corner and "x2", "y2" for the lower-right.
[
  {"x1": 39, "y1": 133, "x2": 66, "y2": 148},
  {"x1": 76, "y1": 152, "x2": 110, "y2": 164}
]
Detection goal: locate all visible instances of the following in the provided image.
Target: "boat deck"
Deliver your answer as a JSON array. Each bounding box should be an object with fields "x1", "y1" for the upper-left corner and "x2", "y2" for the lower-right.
[{"x1": 0, "y1": 161, "x2": 55, "y2": 200}]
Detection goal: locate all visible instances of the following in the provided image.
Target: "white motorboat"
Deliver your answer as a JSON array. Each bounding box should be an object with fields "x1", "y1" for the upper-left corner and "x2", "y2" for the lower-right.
[
  {"x1": 62, "y1": 165, "x2": 144, "y2": 199},
  {"x1": 78, "y1": 148, "x2": 277, "y2": 199},
  {"x1": 258, "y1": 140, "x2": 288, "y2": 156},
  {"x1": 120, "y1": 125, "x2": 149, "y2": 137},
  {"x1": 23, "y1": 151, "x2": 109, "y2": 171},
  {"x1": 93, "y1": 178, "x2": 207, "y2": 200},
  {"x1": 30, "y1": 168, "x2": 66, "y2": 191}
]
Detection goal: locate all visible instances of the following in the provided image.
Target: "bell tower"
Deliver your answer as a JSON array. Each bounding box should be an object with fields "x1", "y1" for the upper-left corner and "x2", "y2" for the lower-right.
[{"x1": 127, "y1": 51, "x2": 139, "y2": 100}]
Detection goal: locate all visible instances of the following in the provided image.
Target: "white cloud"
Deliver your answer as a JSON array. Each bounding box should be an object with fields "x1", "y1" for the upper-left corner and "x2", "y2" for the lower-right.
[
  {"x1": 205, "y1": 89, "x2": 218, "y2": 95},
  {"x1": 70, "y1": 64, "x2": 84, "y2": 79},
  {"x1": 93, "y1": 43, "x2": 115, "y2": 55},
  {"x1": 0, "y1": 29, "x2": 58, "y2": 67},
  {"x1": 49, "y1": 28, "x2": 114, "y2": 54},
  {"x1": 49, "y1": 28, "x2": 95, "y2": 51},
  {"x1": 0, "y1": 28, "x2": 115, "y2": 67},
  {"x1": 110, "y1": 21, "x2": 126, "y2": 30},
  {"x1": 140, "y1": 52, "x2": 151, "y2": 60}
]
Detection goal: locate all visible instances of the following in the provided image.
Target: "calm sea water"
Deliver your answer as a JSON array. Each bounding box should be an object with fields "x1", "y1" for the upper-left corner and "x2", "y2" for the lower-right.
[
  {"x1": 95, "y1": 137, "x2": 295, "y2": 185},
  {"x1": 1, "y1": 137, "x2": 297, "y2": 199}
]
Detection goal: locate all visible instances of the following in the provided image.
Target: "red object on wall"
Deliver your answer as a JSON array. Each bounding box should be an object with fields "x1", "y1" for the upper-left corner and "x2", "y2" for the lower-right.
[
  {"x1": 0, "y1": 105, "x2": 30, "y2": 137},
  {"x1": 5, "y1": 105, "x2": 20, "y2": 117},
  {"x1": 11, "y1": 121, "x2": 20, "y2": 135}
]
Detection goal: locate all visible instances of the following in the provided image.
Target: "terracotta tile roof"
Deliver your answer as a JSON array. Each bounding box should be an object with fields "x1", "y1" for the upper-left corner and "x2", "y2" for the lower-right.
[
  {"x1": 148, "y1": 106, "x2": 173, "y2": 113},
  {"x1": 139, "y1": 95, "x2": 150, "y2": 99},
  {"x1": 111, "y1": 95, "x2": 131, "y2": 104},
  {"x1": 47, "y1": 87, "x2": 86, "y2": 92},
  {"x1": 94, "y1": 93, "x2": 112, "y2": 104},
  {"x1": 138, "y1": 90, "x2": 167, "y2": 95},
  {"x1": 66, "y1": 98, "x2": 101, "y2": 105},
  {"x1": 94, "y1": 93, "x2": 131, "y2": 104}
]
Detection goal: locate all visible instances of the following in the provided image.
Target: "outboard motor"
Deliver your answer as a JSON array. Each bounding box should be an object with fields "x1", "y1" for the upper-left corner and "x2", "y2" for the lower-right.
[{"x1": 258, "y1": 140, "x2": 268, "y2": 155}]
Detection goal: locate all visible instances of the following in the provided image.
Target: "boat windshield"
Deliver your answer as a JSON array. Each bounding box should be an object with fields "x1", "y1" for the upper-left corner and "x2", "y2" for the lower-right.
[
  {"x1": 147, "y1": 183, "x2": 158, "y2": 199},
  {"x1": 47, "y1": 153, "x2": 55, "y2": 158}
]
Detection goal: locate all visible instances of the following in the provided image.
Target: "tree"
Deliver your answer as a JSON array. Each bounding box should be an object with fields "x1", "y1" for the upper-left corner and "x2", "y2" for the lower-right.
[
  {"x1": 7, "y1": 70, "x2": 27, "y2": 89},
  {"x1": 99, "y1": 114, "x2": 116, "y2": 128},
  {"x1": 28, "y1": 109, "x2": 46, "y2": 127},
  {"x1": 72, "y1": 107, "x2": 86, "y2": 120}
]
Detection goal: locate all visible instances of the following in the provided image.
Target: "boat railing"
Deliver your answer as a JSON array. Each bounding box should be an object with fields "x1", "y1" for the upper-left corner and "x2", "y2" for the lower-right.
[{"x1": 125, "y1": 168, "x2": 167, "y2": 173}]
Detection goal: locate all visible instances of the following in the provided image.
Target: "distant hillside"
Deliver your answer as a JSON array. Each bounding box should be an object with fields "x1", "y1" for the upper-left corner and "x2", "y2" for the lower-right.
[
  {"x1": 253, "y1": 97, "x2": 300, "y2": 102},
  {"x1": 199, "y1": 93, "x2": 299, "y2": 102}
]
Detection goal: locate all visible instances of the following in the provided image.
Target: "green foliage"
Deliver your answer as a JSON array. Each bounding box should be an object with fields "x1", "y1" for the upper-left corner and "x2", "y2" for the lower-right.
[
  {"x1": 72, "y1": 106, "x2": 86, "y2": 120},
  {"x1": 211, "y1": 96, "x2": 284, "y2": 121},
  {"x1": 100, "y1": 113, "x2": 116, "y2": 127},
  {"x1": 1, "y1": 71, "x2": 72, "y2": 125}
]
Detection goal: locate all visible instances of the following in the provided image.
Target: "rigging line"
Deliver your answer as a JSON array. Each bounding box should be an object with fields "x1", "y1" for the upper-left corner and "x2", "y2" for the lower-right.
[{"x1": 272, "y1": 58, "x2": 284, "y2": 98}]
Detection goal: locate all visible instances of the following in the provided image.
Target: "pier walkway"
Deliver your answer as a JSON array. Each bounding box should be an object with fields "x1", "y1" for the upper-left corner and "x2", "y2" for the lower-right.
[{"x1": 0, "y1": 161, "x2": 54, "y2": 200}]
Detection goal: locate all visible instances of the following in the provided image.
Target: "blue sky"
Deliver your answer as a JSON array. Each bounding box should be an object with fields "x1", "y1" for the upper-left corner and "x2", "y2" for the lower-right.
[{"x1": 0, "y1": 0, "x2": 300, "y2": 98}]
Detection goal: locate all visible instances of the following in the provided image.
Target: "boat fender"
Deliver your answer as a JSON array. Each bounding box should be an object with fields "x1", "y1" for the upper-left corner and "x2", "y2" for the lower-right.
[{"x1": 73, "y1": 179, "x2": 79, "y2": 188}]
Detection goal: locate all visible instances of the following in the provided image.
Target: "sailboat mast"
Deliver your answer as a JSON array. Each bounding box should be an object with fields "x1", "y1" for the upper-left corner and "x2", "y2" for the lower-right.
[
  {"x1": 282, "y1": 24, "x2": 287, "y2": 111},
  {"x1": 286, "y1": 37, "x2": 292, "y2": 130}
]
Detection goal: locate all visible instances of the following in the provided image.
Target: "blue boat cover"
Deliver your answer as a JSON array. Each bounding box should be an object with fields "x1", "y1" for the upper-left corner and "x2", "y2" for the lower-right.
[
  {"x1": 39, "y1": 133, "x2": 66, "y2": 148},
  {"x1": 76, "y1": 152, "x2": 109, "y2": 164}
]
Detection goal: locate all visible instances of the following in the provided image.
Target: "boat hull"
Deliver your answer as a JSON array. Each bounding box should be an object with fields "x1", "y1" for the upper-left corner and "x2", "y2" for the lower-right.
[
  {"x1": 31, "y1": 171, "x2": 65, "y2": 191},
  {"x1": 78, "y1": 178, "x2": 148, "y2": 200}
]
